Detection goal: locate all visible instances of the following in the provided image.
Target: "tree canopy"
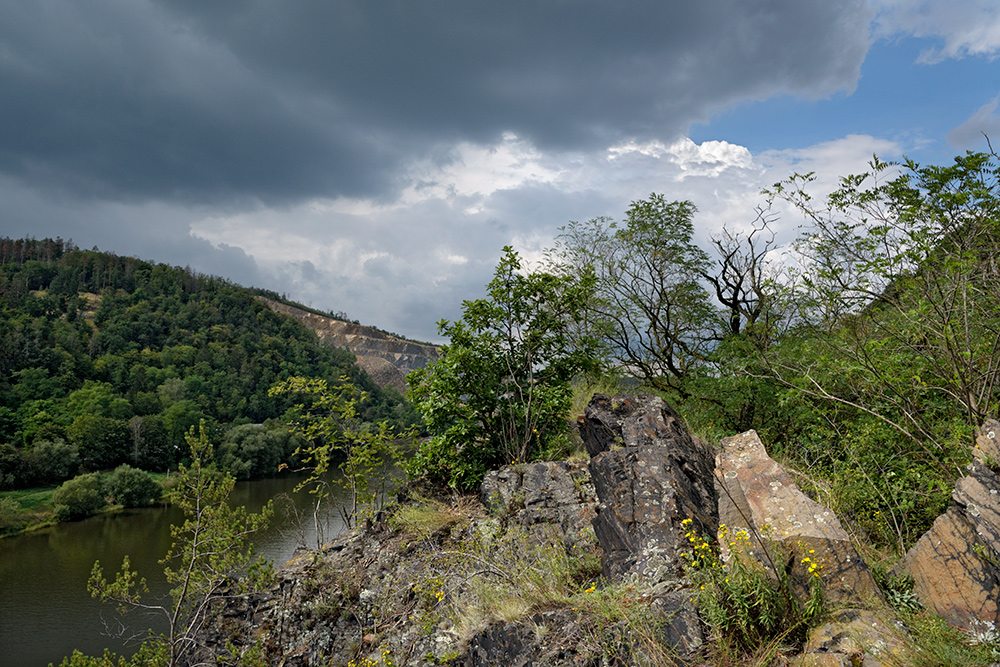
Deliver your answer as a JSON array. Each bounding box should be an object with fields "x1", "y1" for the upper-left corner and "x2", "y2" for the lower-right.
[{"x1": 0, "y1": 239, "x2": 417, "y2": 488}]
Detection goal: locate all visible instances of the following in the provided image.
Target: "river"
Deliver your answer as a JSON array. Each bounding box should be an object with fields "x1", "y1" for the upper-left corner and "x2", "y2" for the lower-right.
[{"x1": 0, "y1": 475, "x2": 350, "y2": 667}]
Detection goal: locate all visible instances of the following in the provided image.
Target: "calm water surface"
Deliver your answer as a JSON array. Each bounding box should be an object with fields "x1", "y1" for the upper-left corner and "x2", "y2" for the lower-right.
[{"x1": 0, "y1": 476, "x2": 348, "y2": 667}]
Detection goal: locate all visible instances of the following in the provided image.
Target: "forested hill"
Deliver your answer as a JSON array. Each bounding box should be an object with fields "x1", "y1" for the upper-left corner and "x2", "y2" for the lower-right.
[{"x1": 0, "y1": 237, "x2": 418, "y2": 488}]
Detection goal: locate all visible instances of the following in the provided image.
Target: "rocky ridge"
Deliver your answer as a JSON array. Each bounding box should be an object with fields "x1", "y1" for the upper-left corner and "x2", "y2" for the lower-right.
[{"x1": 192, "y1": 394, "x2": 1000, "y2": 666}]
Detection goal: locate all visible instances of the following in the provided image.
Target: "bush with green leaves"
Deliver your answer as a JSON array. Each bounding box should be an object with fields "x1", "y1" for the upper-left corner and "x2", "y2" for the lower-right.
[
  {"x1": 0, "y1": 496, "x2": 25, "y2": 534},
  {"x1": 22, "y1": 437, "x2": 80, "y2": 485},
  {"x1": 58, "y1": 643, "x2": 168, "y2": 667},
  {"x1": 52, "y1": 472, "x2": 106, "y2": 521},
  {"x1": 407, "y1": 246, "x2": 599, "y2": 490},
  {"x1": 103, "y1": 464, "x2": 161, "y2": 508},
  {"x1": 216, "y1": 422, "x2": 300, "y2": 480}
]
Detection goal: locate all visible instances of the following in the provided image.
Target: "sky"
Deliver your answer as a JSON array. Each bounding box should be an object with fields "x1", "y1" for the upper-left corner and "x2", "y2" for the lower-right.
[{"x1": 2, "y1": 1, "x2": 1000, "y2": 343}]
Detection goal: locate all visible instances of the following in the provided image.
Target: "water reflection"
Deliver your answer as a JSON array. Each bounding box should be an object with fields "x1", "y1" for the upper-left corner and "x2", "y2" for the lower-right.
[{"x1": 0, "y1": 475, "x2": 348, "y2": 667}]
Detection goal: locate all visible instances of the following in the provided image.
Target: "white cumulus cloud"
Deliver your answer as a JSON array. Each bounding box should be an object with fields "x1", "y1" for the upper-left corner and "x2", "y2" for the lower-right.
[{"x1": 875, "y1": 0, "x2": 1000, "y2": 62}]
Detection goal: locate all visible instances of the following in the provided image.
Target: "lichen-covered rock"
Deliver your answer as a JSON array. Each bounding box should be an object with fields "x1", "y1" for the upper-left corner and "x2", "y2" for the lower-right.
[
  {"x1": 582, "y1": 394, "x2": 717, "y2": 586},
  {"x1": 642, "y1": 590, "x2": 705, "y2": 661},
  {"x1": 464, "y1": 610, "x2": 598, "y2": 667},
  {"x1": 974, "y1": 418, "x2": 1000, "y2": 464},
  {"x1": 791, "y1": 608, "x2": 908, "y2": 667},
  {"x1": 716, "y1": 430, "x2": 880, "y2": 606},
  {"x1": 480, "y1": 460, "x2": 597, "y2": 554},
  {"x1": 579, "y1": 393, "x2": 692, "y2": 458}
]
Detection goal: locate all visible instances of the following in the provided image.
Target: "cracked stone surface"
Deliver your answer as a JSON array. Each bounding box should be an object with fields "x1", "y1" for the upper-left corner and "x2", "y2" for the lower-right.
[
  {"x1": 899, "y1": 420, "x2": 1000, "y2": 630},
  {"x1": 581, "y1": 394, "x2": 717, "y2": 586}
]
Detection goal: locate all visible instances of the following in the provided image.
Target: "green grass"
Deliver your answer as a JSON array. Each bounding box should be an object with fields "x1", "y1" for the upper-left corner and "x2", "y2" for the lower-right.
[
  {"x1": 0, "y1": 472, "x2": 177, "y2": 538},
  {"x1": 0, "y1": 485, "x2": 58, "y2": 510}
]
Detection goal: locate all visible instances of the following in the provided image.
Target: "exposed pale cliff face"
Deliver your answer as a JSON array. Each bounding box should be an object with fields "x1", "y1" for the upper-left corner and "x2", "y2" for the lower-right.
[{"x1": 258, "y1": 297, "x2": 440, "y2": 391}]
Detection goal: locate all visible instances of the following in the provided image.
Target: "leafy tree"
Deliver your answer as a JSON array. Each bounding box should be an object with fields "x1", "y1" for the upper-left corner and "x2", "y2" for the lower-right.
[
  {"x1": 407, "y1": 246, "x2": 599, "y2": 490},
  {"x1": 103, "y1": 464, "x2": 161, "y2": 507},
  {"x1": 66, "y1": 380, "x2": 132, "y2": 420},
  {"x1": 67, "y1": 413, "x2": 130, "y2": 471},
  {"x1": 53, "y1": 472, "x2": 106, "y2": 521},
  {"x1": 0, "y1": 496, "x2": 25, "y2": 534},
  {"x1": 216, "y1": 423, "x2": 300, "y2": 480},
  {"x1": 22, "y1": 437, "x2": 80, "y2": 485},
  {"x1": 550, "y1": 195, "x2": 718, "y2": 395},
  {"x1": 769, "y1": 152, "x2": 1000, "y2": 461},
  {"x1": 0, "y1": 443, "x2": 21, "y2": 489},
  {"x1": 126, "y1": 415, "x2": 173, "y2": 471},
  {"x1": 160, "y1": 400, "x2": 208, "y2": 449},
  {"x1": 730, "y1": 151, "x2": 1000, "y2": 551},
  {"x1": 269, "y1": 377, "x2": 401, "y2": 535},
  {"x1": 88, "y1": 424, "x2": 273, "y2": 667}
]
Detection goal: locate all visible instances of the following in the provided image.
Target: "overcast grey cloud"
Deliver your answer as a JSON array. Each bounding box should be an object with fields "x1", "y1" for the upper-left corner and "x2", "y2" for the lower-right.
[
  {"x1": 1, "y1": 0, "x2": 871, "y2": 204},
  {"x1": 10, "y1": 0, "x2": 989, "y2": 342}
]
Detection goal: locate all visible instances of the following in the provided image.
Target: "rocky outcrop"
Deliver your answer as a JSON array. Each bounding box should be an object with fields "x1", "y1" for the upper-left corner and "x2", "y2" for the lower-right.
[
  {"x1": 480, "y1": 460, "x2": 597, "y2": 554},
  {"x1": 577, "y1": 394, "x2": 715, "y2": 664},
  {"x1": 581, "y1": 393, "x2": 717, "y2": 586},
  {"x1": 464, "y1": 610, "x2": 596, "y2": 667},
  {"x1": 354, "y1": 354, "x2": 411, "y2": 393},
  {"x1": 188, "y1": 461, "x2": 607, "y2": 667},
  {"x1": 716, "y1": 430, "x2": 907, "y2": 667},
  {"x1": 193, "y1": 394, "x2": 1000, "y2": 666},
  {"x1": 716, "y1": 430, "x2": 881, "y2": 606},
  {"x1": 259, "y1": 297, "x2": 440, "y2": 389},
  {"x1": 898, "y1": 419, "x2": 1000, "y2": 630},
  {"x1": 790, "y1": 609, "x2": 908, "y2": 667},
  {"x1": 578, "y1": 393, "x2": 693, "y2": 459}
]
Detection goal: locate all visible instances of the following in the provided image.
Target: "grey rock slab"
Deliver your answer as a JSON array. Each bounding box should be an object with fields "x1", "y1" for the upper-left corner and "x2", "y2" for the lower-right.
[{"x1": 582, "y1": 394, "x2": 717, "y2": 585}]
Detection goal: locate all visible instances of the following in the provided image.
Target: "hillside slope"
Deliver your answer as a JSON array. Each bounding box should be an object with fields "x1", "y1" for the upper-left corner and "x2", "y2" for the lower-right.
[
  {"x1": 0, "y1": 238, "x2": 419, "y2": 488},
  {"x1": 258, "y1": 297, "x2": 439, "y2": 392}
]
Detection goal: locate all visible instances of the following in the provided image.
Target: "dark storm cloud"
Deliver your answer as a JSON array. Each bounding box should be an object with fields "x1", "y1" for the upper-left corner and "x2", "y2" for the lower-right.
[{"x1": 0, "y1": 0, "x2": 871, "y2": 205}]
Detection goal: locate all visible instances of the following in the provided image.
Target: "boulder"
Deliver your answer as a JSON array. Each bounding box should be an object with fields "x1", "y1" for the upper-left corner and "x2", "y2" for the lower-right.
[
  {"x1": 715, "y1": 430, "x2": 880, "y2": 606},
  {"x1": 581, "y1": 394, "x2": 717, "y2": 587},
  {"x1": 898, "y1": 421, "x2": 1000, "y2": 630},
  {"x1": 480, "y1": 460, "x2": 598, "y2": 554},
  {"x1": 791, "y1": 608, "x2": 908, "y2": 667}
]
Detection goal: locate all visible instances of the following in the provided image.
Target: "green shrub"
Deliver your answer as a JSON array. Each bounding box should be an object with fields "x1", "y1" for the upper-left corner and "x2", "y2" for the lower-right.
[
  {"x1": 0, "y1": 496, "x2": 25, "y2": 534},
  {"x1": 103, "y1": 464, "x2": 161, "y2": 507},
  {"x1": 53, "y1": 472, "x2": 106, "y2": 521},
  {"x1": 406, "y1": 246, "x2": 598, "y2": 491},
  {"x1": 23, "y1": 438, "x2": 80, "y2": 485},
  {"x1": 57, "y1": 640, "x2": 167, "y2": 666},
  {"x1": 681, "y1": 520, "x2": 821, "y2": 658}
]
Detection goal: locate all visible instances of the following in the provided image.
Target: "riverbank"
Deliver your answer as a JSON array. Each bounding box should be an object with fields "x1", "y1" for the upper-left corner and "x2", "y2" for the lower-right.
[
  {"x1": 0, "y1": 473, "x2": 348, "y2": 667},
  {"x1": 0, "y1": 471, "x2": 176, "y2": 538}
]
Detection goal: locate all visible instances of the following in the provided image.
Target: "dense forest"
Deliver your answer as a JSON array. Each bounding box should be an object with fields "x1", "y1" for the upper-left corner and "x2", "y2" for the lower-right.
[{"x1": 0, "y1": 237, "x2": 417, "y2": 490}]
